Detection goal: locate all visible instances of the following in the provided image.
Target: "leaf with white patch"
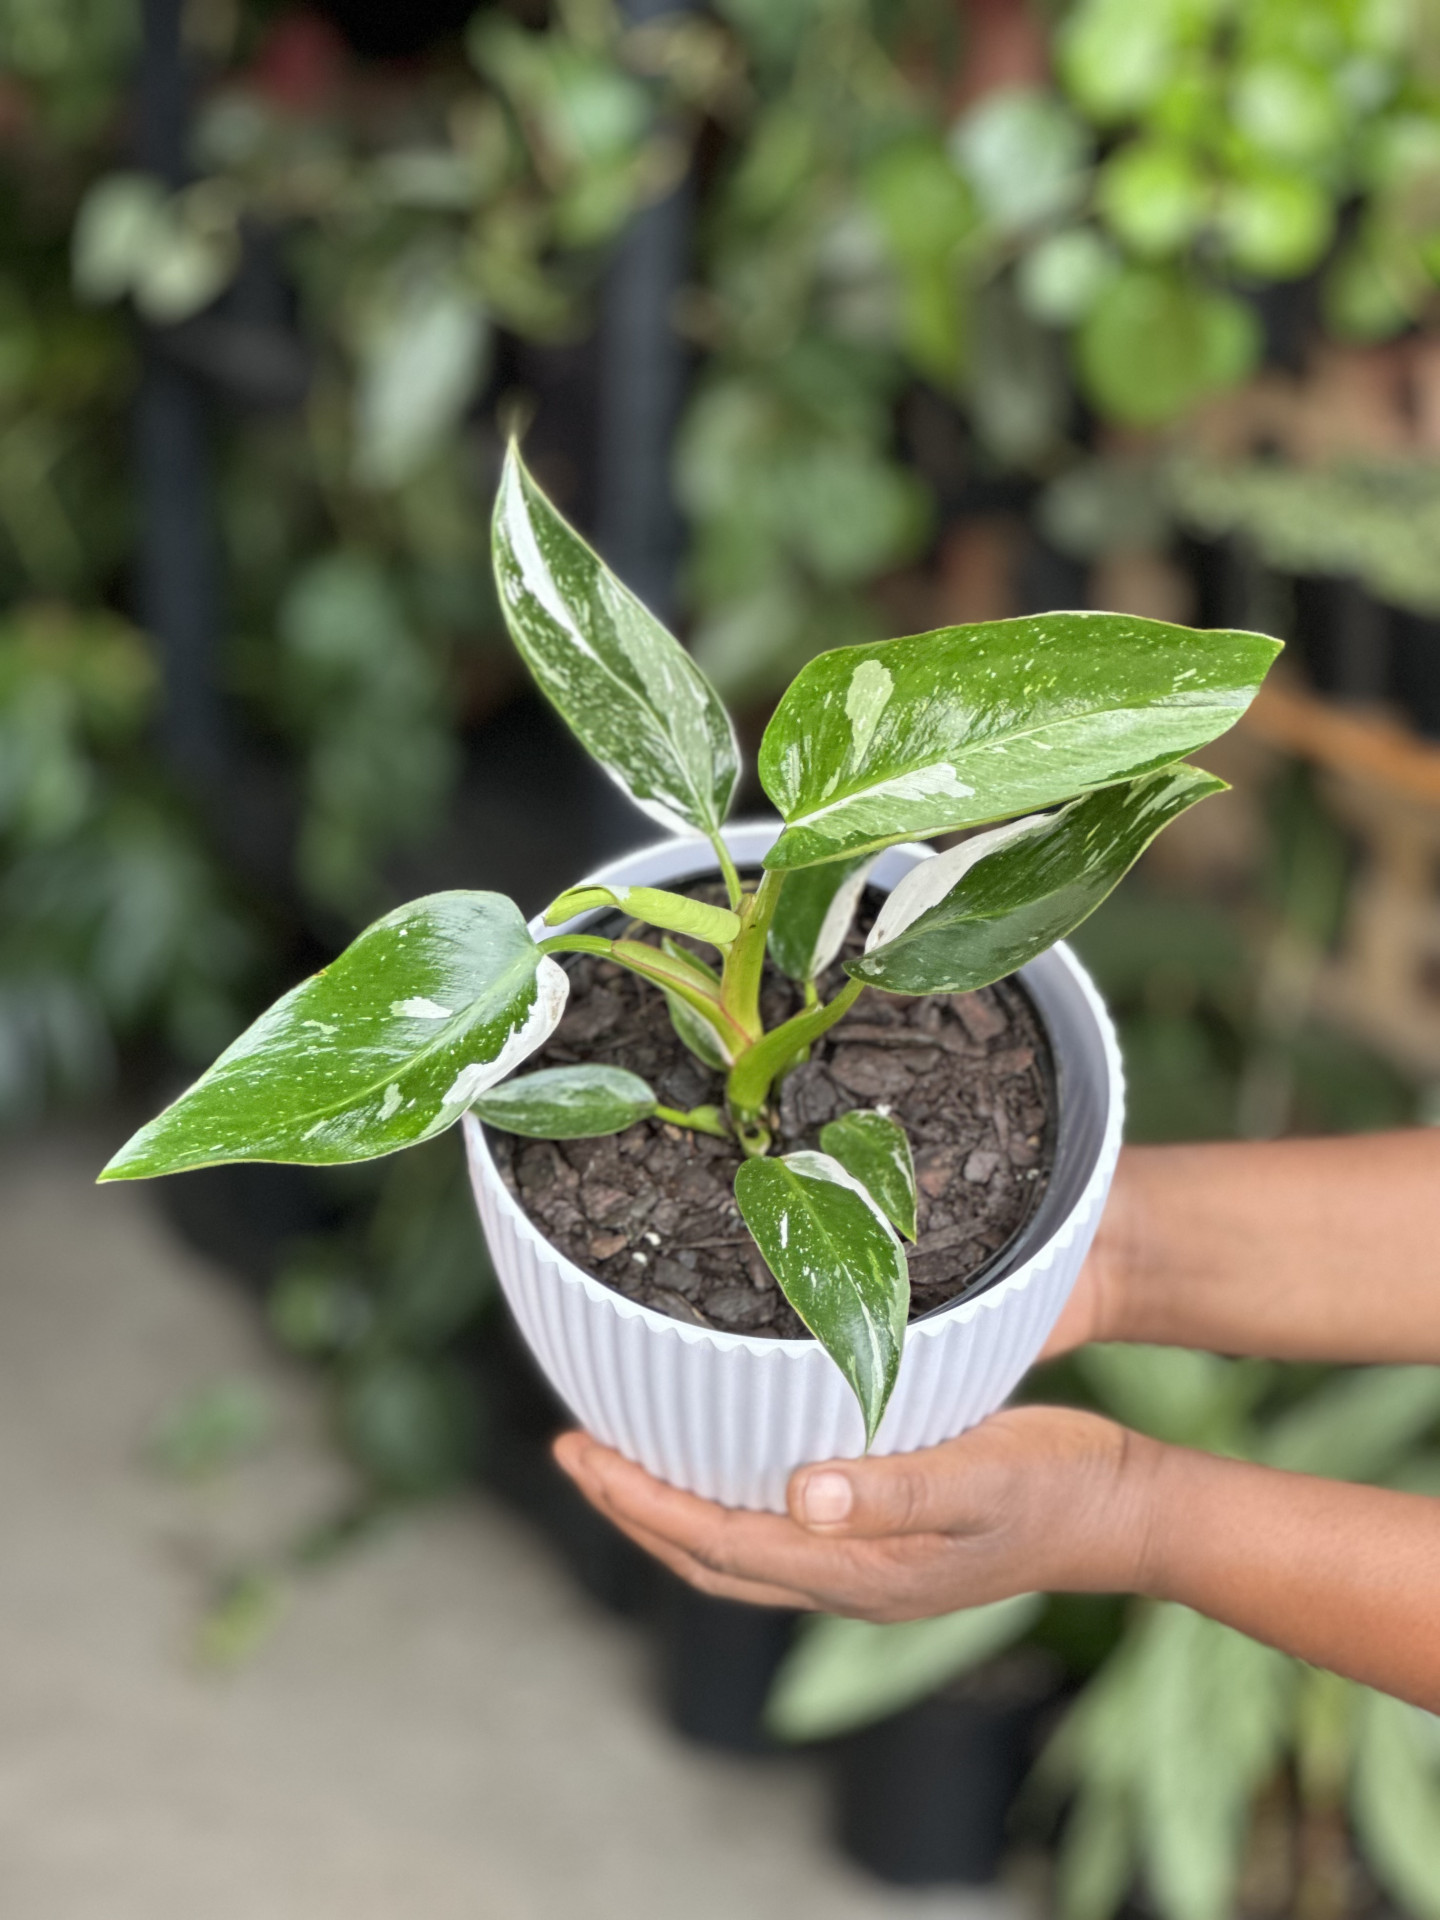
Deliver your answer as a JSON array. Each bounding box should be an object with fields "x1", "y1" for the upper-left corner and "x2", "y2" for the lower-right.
[
  {"x1": 735, "y1": 1151, "x2": 909, "y2": 1445},
  {"x1": 819, "y1": 1110, "x2": 918, "y2": 1241},
  {"x1": 767, "y1": 854, "x2": 878, "y2": 982},
  {"x1": 493, "y1": 443, "x2": 740, "y2": 838},
  {"x1": 544, "y1": 882, "x2": 739, "y2": 947},
  {"x1": 100, "y1": 893, "x2": 565, "y2": 1178},
  {"x1": 472, "y1": 1064, "x2": 657, "y2": 1138},
  {"x1": 847, "y1": 767, "x2": 1225, "y2": 995},
  {"x1": 758, "y1": 613, "x2": 1280, "y2": 869}
]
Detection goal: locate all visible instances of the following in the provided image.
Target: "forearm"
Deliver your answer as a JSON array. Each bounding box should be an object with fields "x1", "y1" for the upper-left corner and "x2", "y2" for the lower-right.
[
  {"x1": 1098, "y1": 1133, "x2": 1440, "y2": 1363},
  {"x1": 1136, "y1": 1442, "x2": 1440, "y2": 1709}
]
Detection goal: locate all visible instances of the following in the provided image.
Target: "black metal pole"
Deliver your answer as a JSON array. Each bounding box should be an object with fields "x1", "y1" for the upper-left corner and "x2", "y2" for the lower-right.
[
  {"x1": 135, "y1": 0, "x2": 225, "y2": 785},
  {"x1": 594, "y1": 0, "x2": 695, "y2": 624}
]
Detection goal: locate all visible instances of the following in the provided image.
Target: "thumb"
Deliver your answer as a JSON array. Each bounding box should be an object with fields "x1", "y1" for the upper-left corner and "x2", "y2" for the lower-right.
[{"x1": 787, "y1": 1423, "x2": 1017, "y2": 1539}]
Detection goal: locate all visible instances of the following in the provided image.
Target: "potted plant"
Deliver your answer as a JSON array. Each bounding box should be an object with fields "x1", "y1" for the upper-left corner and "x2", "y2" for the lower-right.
[{"x1": 102, "y1": 446, "x2": 1279, "y2": 1507}]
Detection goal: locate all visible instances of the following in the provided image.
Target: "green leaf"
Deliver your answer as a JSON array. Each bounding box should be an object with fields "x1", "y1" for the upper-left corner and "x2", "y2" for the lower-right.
[
  {"x1": 819, "y1": 1109, "x2": 918, "y2": 1241},
  {"x1": 492, "y1": 443, "x2": 739, "y2": 837},
  {"x1": 472, "y1": 1064, "x2": 656, "y2": 1138},
  {"x1": 949, "y1": 88, "x2": 1092, "y2": 234},
  {"x1": 767, "y1": 1594, "x2": 1042, "y2": 1743},
  {"x1": 1259, "y1": 1367, "x2": 1440, "y2": 1482},
  {"x1": 149, "y1": 1378, "x2": 272, "y2": 1479},
  {"x1": 353, "y1": 264, "x2": 489, "y2": 489},
  {"x1": 847, "y1": 769, "x2": 1225, "y2": 995},
  {"x1": 735, "y1": 1150, "x2": 909, "y2": 1445},
  {"x1": 759, "y1": 619, "x2": 1272, "y2": 870},
  {"x1": 1076, "y1": 268, "x2": 1262, "y2": 428},
  {"x1": 1217, "y1": 171, "x2": 1333, "y2": 280},
  {"x1": 1353, "y1": 1691, "x2": 1440, "y2": 1920},
  {"x1": 1096, "y1": 142, "x2": 1209, "y2": 259},
  {"x1": 1017, "y1": 227, "x2": 1120, "y2": 326},
  {"x1": 100, "y1": 892, "x2": 566, "y2": 1178},
  {"x1": 545, "y1": 883, "x2": 739, "y2": 946},
  {"x1": 767, "y1": 854, "x2": 876, "y2": 982}
]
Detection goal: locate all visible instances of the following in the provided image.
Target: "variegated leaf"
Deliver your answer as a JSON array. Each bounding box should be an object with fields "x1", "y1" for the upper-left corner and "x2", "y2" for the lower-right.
[
  {"x1": 848, "y1": 768, "x2": 1225, "y2": 994},
  {"x1": 735, "y1": 1150, "x2": 909, "y2": 1444},
  {"x1": 493, "y1": 443, "x2": 740, "y2": 838},
  {"x1": 759, "y1": 614, "x2": 1279, "y2": 869},
  {"x1": 101, "y1": 893, "x2": 565, "y2": 1177}
]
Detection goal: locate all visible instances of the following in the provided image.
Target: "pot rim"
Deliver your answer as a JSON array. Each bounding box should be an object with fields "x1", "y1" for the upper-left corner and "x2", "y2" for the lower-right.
[{"x1": 463, "y1": 818, "x2": 1123, "y2": 1361}]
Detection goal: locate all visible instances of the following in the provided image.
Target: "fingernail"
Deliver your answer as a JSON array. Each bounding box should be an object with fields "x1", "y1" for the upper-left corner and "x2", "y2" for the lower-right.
[{"x1": 800, "y1": 1470, "x2": 853, "y2": 1526}]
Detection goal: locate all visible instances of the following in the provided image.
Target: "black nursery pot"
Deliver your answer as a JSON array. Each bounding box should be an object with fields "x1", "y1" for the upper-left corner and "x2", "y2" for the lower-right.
[
  {"x1": 832, "y1": 1654, "x2": 1060, "y2": 1887},
  {"x1": 654, "y1": 1577, "x2": 798, "y2": 1753}
]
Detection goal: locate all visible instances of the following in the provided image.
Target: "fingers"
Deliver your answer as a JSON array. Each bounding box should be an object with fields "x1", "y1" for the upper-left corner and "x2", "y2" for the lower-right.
[{"x1": 553, "y1": 1434, "x2": 818, "y2": 1609}]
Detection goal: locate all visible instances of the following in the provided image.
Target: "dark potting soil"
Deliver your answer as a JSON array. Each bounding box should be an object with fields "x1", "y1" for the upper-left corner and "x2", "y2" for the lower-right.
[{"x1": 488, "y1": 884, "x2": 1057, "y2": 1341}]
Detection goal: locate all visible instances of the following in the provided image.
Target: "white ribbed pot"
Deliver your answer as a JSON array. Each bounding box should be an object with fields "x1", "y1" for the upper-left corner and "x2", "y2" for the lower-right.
[{"x1": 463, "y1": 821, "x2": 1124, "y2": 1512}]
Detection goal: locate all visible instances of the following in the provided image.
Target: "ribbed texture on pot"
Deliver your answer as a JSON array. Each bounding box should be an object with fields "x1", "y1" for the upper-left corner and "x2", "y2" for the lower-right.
[{"x1": 463, "y1": 822, "x2": 1124, "y2": 1513}]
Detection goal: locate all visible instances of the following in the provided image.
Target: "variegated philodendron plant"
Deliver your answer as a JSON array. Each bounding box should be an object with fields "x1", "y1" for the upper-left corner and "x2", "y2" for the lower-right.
[{"x1": 103, "y1": 447, "x2": 1281, "y2": 1442}]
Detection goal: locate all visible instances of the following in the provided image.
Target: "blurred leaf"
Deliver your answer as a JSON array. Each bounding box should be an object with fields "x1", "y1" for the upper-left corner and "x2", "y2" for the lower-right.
[
  {"x1": 1077, "y1": 1344, "x2": 1269, "y2": 1448},
  {"x1": 1217, "y1": 170, "x2": 1333, "y2": 278},
  {"x1": 1018, "y1": 227, "x2": 1120, "y2": 326},
  {"x1": 71, "y1": 172, "x2": 167, "y2": 304},
  {"x1": 950, "y1": 88, "x2": 1092, "y2": 234},
  {"x1": 1058, "y1": 0, "x2": 1179, "y2": 124},
  {"x1": 966, "y1": 273, "x2": 1071, "y2": 466},
  {"x1": 338, "y1": 1352, "x2": 476, "y2": 1494},
  {"x1": 150, "y1": 1378, "x2": 272, "y2": 1478},
  {"x1": 1352, "y1": 1691, "x2": 1440, "y2": 1920},
  {"x1": 768, "y1": 1594, "x2": 1042, "y2": 1742},
  {"x1": 197, "y1": 1570, "x2": 285, "y2": 1668},
  {"x1": 1097, "y1": 142, "x2": 1209, "y2": 259},
  {"x1": 353, "y1": 266, "x2": 489, "y2": 489},
  {"x1": 1232, "y1": 61, "x2": 1343, "y2": 165},
  {"x1": 1076, "y1": 269, "x2": 1261, "y2": 427},
  {"x1": 1260, "y1": 1367, "x2": 1440, "y2": 1481},
  {"x1": 270, "y1": 1261, "x2": 374, "y2": 1357},
  {"x1": 1323, "y1": 229, "x2": 1421, "y2": 341}
]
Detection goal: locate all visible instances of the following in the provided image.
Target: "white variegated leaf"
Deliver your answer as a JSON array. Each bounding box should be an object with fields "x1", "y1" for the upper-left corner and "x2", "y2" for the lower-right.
[
  {"x1": 493, "y1": 444, "x2": 740, "y2": 838},
  {"x1": 768, "y1": 853, "x2": 879, "y2": 982},
  {"x1": 101, "y1": 893, "x2": 565, "y2": 1178},
  {"x1": 735, "y1": 1148, "x2": 909, "y2": 1444},
  {"x1": 863, "y1": 818, "x2": 1047, "y2": 953}
]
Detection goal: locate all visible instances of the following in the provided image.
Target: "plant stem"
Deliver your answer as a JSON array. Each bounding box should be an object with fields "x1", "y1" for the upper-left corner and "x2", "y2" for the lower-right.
[
  {"x1": 653, "y1": 1103, "x2": 730, "y2": 1139},
  {"x1": 536, "y1": 933, "x2": 611, "y2": 958},
  {"x1": 710, "y1": 834, "x2": 743, "y2": 911},
  {"x1": 539, "y1": 932, "x2": 752, "y2": 1058},
  {"x1": 726, "y1": 976, "x2": 864, "y2": 1119},
  {"x1": 720, "y1": 866, "x2": 784, "y2": 1042}
]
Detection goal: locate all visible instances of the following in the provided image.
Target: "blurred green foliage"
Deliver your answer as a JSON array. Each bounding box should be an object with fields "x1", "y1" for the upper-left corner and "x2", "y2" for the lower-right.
[{"x1": 0, "y1": 603, "x2": 251, "y2": 1117}]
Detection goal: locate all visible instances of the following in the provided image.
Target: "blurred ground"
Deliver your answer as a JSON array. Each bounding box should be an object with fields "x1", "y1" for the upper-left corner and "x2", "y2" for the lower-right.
[{"x1": 0, "y1": 1135, "x2": 1031, "y2": 1920}]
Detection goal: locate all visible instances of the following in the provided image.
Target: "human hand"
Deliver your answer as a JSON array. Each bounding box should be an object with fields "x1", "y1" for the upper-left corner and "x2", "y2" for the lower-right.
[
  {"x1": 1039, "y1": 1147, "x2": 1141, "y2": 1360},
  {"x1": 553, "y1": 1405, "x2": 1161, "y2": 1621}
]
